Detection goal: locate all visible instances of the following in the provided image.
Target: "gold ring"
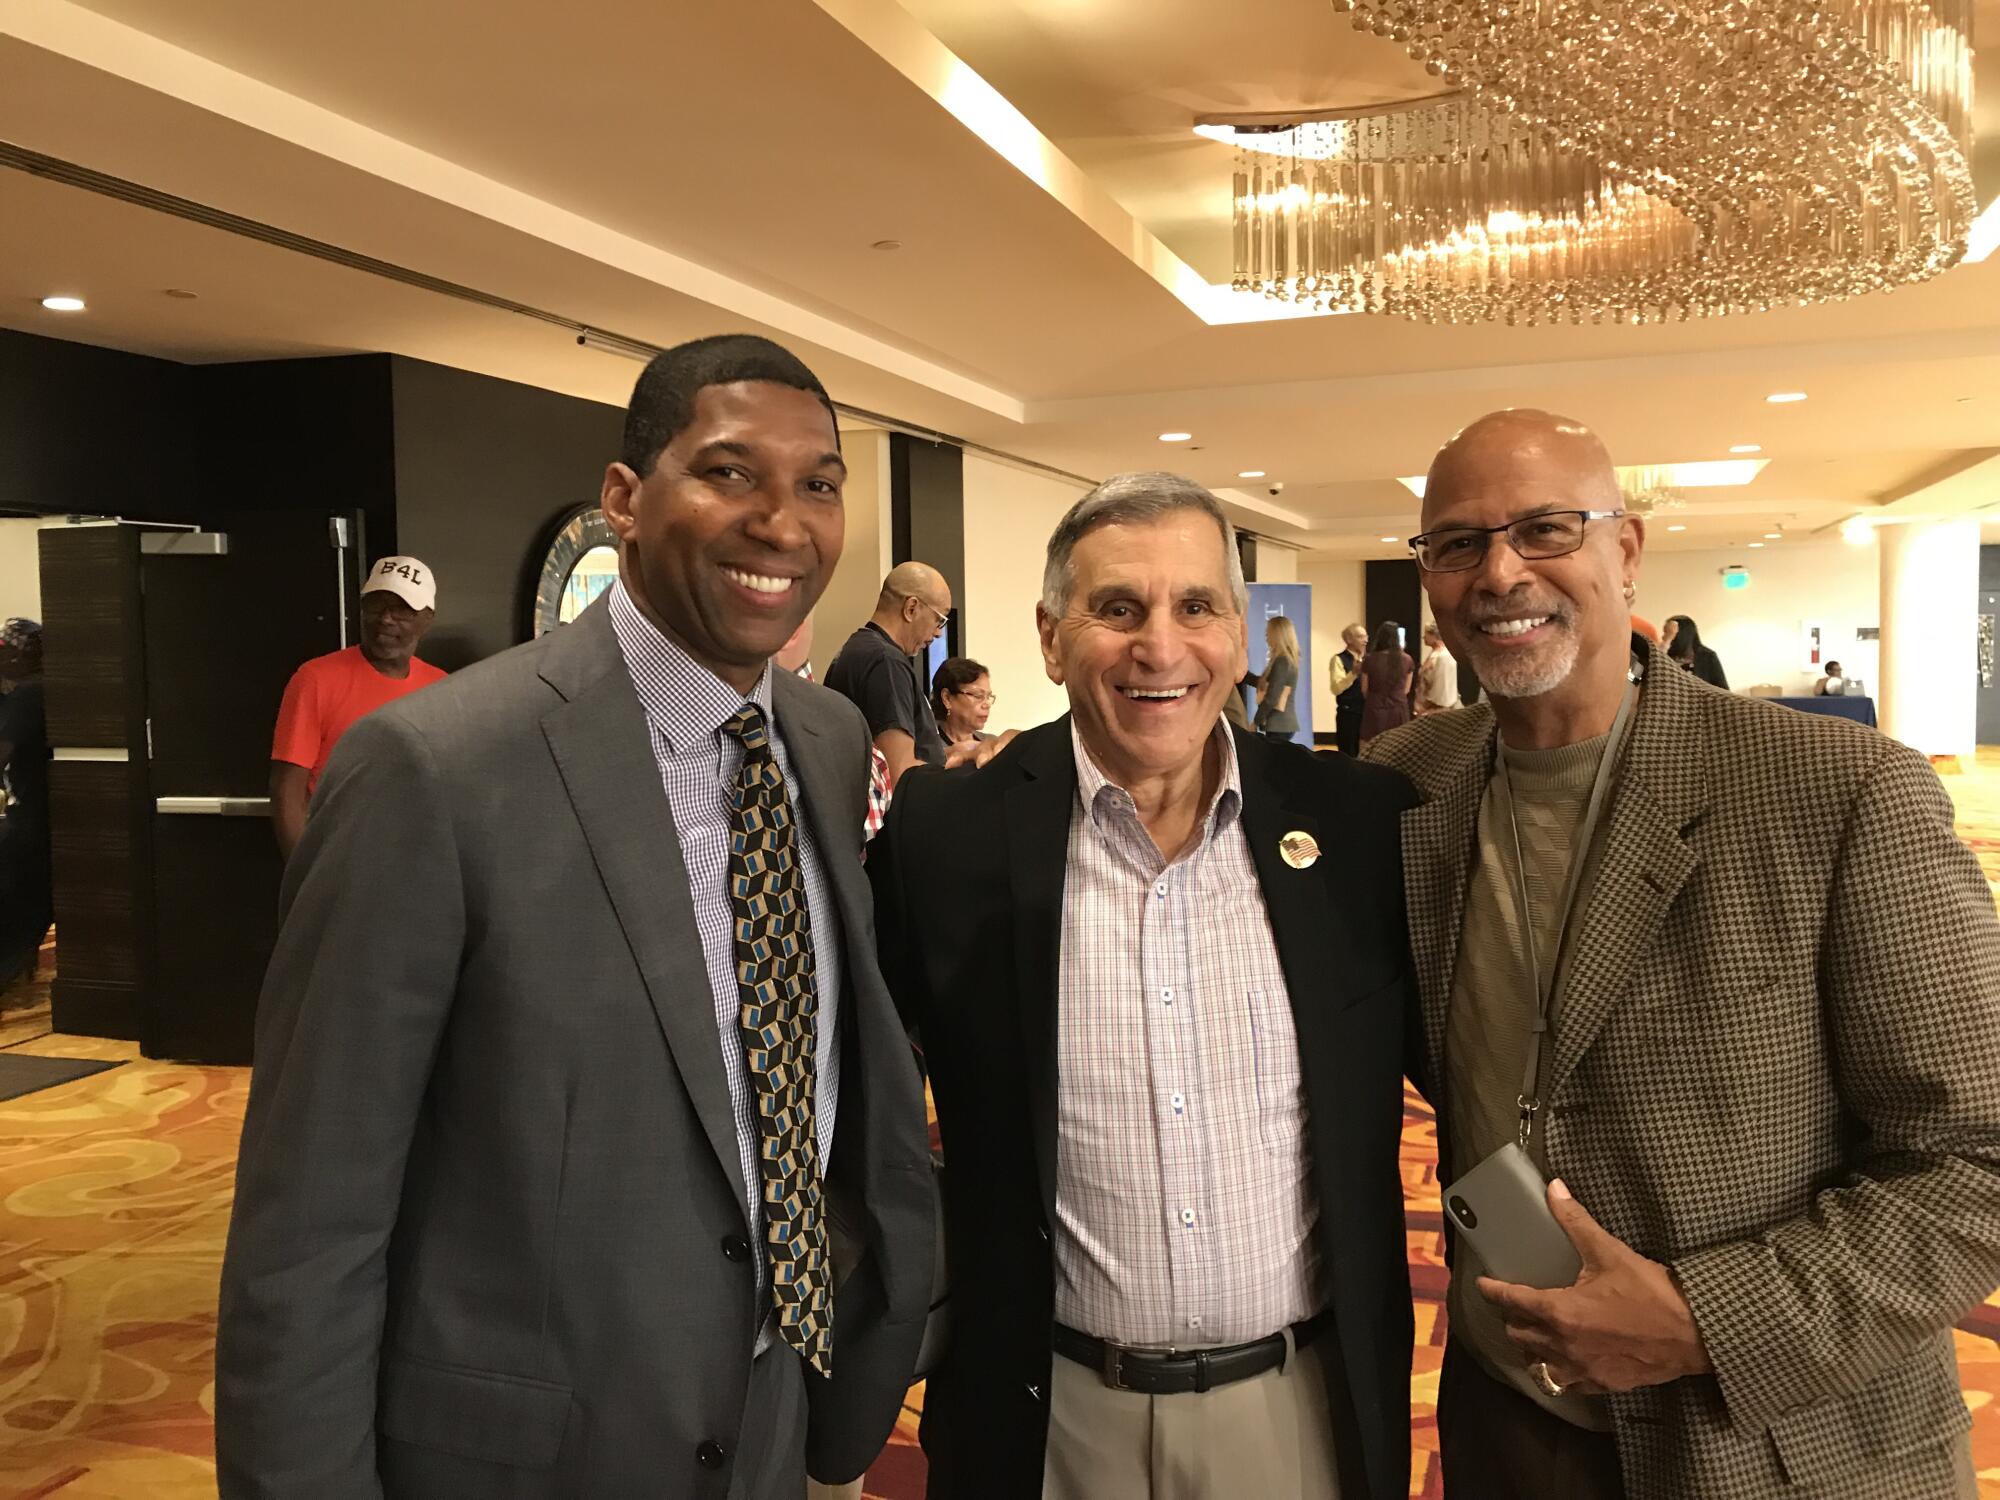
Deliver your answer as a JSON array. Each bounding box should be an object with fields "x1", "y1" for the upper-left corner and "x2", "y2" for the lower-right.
[{"x1": 1532, "y1": 1362, "x2": 1568, "y2": 1398}]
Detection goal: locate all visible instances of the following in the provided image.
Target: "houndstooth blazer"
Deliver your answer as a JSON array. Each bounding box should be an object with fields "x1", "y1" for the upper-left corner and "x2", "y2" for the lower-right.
[{"x1": 1367, "y1": 638, "x2": 2000, "y2": 1499}]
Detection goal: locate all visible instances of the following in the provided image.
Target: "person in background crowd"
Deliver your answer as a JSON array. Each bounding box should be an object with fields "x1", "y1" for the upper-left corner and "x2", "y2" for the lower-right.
[
  {"x1": 931, "y1": 656, "x2": 995, "y2": 748},
  {"x1": 1415, "y1": 622, "x2": 1461, "y2": 715},
  {"x1": 871, "y1": 472, "x2": 1421, "y2": 1500},
  {"x1": 782, "y1": 611, "x2": 891, "y2": 842},
  {"x1": 777, "y1": 611, "x2": 816, "y2": 678},
  {"x1": 824, "y1": 561, "x2": 952, "y2": 787},
  {"x1": 1369, "y1": 408, "x2": 1999, "y2": 1500},
  {"x1": 1327, "y1": 622, "x2": 1368, "y2": 755},
  {"x1": 1814, "y1": 660, "x2": 1847, "y2": 696},
  {"x1": 269, "y1": 557, "x2": 445, "y2": 860},
  {"x1": 1662, "y1": 614, "x2": 1729, "y2": 689},
  {"x1": 1358, "y1": 620, "x2": 1414, "y2": 747},
  {"x1": 1254, "y1": 614, "x2": 1302, "y2": 740},
  {"x1": 0, "y1": 618, "x2": 52, "y2": 993},
  {"x1": 217, "y1": 333, "x2": 933, "y2": 1500}
]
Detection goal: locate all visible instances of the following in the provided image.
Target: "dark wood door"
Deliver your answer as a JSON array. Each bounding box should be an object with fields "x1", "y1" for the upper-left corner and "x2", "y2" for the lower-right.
[{"x1": 141, "y1": 511, "x2": 358, "y2": 1063}]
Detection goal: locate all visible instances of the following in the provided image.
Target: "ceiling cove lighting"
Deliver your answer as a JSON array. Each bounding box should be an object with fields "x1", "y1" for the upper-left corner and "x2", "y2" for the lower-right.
[
  {"x1": 1400, "y1": 457, "x2": 1767, "y2": 502},
  {"x1": 1766, "y1": 391, "x2": 1809, "y2": 404},
  {"x1": 40, "y1": 295, "x2": 85, "y2": 312},
  {"x1": 1159, "y1": 432, "x2": 1193, "y2": 443}
]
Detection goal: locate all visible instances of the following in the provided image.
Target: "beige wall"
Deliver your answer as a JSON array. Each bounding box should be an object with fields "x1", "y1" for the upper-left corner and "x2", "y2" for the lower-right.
[
  {"x1": 813, "y1": 428, "x2": 893, "y2": 673},
  {"x1": 1636, "y1": 538, "x2": 1880, "y2": 694},
  {"x1": 1297, "y1": 558, "x2": 1366, "y2": 700},
  {"x1": 0, "y1": 518, "x2": 47, "y2": 622},
  {"x1": 1255, "y1": 544, "x2": 1298, "y2": 583},
  {"x1": 961, "y1": 453, "x2": 1086, "y2": 732}
]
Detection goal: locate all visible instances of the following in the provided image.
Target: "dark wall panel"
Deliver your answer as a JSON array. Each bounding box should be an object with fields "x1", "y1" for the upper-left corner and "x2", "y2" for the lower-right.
[
  {"x1": 48, "y1": 760, "x2": 150, "y2": 1041},
  {"x1": 0, "y1": 329, "x2": 192, "y2": 518},
  {"x1": 889, "y1": 434, "x2": 966, "y2": 650},
  {"x1": 190, "y1": 355, "x2": 397, "y2": 551},
  {"x1": 388, "y1": 357, "x2": 623, "y2": 670},
  {"x1": 38, "y1": 525, "x2": 146, "y2": 751},
  {"x1": 1363, "y1": 559, "x2": 1423, "y2": 656}
]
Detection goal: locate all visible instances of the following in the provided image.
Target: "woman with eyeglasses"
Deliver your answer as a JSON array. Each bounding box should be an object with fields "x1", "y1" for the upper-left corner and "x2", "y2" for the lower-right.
[{"x1": 932, "y1": 656, "x2": 996, "y2": 747}]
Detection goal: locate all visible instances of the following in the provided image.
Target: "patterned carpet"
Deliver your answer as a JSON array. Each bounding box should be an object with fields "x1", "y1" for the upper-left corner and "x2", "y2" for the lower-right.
[{"x1": 3, "y1": 751, "x2": 2000, "y2": 1498}]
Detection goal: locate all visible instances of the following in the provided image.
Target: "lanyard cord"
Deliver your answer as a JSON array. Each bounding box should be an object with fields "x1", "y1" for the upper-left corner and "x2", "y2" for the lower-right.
[{"x1": 1497, "y1": 672, "x2": 1640, "y2": 1150}]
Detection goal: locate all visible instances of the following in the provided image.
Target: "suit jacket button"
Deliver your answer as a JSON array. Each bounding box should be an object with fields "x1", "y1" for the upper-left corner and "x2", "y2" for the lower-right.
[
  {"x1": 697, "y1": 1440, "x2": 727, "y2": 1470},
  {"x1": 722, "y1": 1234, "x2": 750, "y2": 1263}
]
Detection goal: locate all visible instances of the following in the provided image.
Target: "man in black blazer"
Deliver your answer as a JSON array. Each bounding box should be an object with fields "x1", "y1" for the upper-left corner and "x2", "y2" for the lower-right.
[
  {"x1": 870, "y1": 473, "x2": 1419, "y2": 1499},
  {"x1": 217, "y1": 336, "x2": 933, "y2": 1498}
]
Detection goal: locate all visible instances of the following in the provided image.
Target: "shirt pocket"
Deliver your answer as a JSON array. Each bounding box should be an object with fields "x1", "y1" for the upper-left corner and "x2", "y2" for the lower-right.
[{"x1": 1247, "y1": 987, "x2": 1306, "y2": 1153}]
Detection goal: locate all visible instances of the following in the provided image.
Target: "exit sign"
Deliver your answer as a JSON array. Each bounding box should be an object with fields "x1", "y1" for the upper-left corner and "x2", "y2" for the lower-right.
[{"x1": 1721, "y1": 567, "x2": 1751, "y2": 591}]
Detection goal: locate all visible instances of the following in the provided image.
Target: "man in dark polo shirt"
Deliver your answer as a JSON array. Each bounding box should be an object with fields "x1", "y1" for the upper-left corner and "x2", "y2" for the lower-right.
[{"x1": 824, "y1": 562, "x2": 951, "y2": 787}]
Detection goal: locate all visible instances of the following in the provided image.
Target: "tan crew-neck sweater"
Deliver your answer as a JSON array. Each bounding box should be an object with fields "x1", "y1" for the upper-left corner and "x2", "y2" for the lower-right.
[{"x1": 1445, "y1": 730, "x2": 1620, "y2": 1430}]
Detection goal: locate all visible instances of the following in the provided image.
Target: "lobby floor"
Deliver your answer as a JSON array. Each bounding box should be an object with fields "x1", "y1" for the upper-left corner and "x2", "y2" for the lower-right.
[{"x1": 5, "y1": 748, "x2": 2000, "y2": 1499}]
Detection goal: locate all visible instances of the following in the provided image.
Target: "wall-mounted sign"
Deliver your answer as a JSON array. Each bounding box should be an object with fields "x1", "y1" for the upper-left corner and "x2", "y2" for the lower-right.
[
  {"x1": 1721, "y1": 566, "x2": 1751, "y2": 591},
  {"x1": 528, "y1": 504, "x2": 618, "y2": 639}
]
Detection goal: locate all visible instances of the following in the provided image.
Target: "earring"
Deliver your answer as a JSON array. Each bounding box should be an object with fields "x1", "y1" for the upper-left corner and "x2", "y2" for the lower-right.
[{"x1": 1622, "y1": 581, "x2": 1636, "y2": 603}]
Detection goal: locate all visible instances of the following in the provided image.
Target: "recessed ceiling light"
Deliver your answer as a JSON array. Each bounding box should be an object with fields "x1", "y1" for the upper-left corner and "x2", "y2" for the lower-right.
[
  {"x1": 1667, "y1": 524, "x2": 1688, "y2": 532},
  {"x1": 1764, "y1": 532, "x2": 1782, "y2": 539},
  {"x1": 1749, "y1": 541, "x2": 1765, "y2": 548},
  {"x1": 1237, "y1": 470, "x2": 1266, "y2": 479},
  {"x1": 163, "y1": 288, "x2": 199, "y2": 300},
  {"x1": 40, "y1": 295, "x2": 85, "y2": 312},
  {"x1": 1380, "y1": 535, "x2": 1399, "y2": 543},
  {"x1": 1729, "y1": 443, "x2": 1762, "y2": 454},
  {"x1": 1158, "y1": 432, "x2": 1192, "y2": 442},
  {"x1": 1765, "y1": 391, "x2": 1808, "y2": 404}
]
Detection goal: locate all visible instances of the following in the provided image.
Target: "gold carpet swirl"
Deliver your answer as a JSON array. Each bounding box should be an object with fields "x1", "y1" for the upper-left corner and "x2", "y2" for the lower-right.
[{"x1": 4, "y1": 750, "x2": 1999, "y2": 1498}]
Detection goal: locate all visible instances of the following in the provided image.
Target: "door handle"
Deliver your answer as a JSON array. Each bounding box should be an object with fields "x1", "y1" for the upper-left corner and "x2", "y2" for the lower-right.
[{"x1": 156, "y1": 796, "x2": 273, "y2": 817}]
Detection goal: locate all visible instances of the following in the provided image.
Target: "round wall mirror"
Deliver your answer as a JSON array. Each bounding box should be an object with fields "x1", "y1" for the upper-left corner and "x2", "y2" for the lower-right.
[{"x1": 529, "y1": 505, "x2": 619, "y2": 638}]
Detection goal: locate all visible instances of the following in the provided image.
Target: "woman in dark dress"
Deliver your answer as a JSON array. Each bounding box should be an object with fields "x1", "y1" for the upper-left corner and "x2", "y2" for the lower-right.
[
  {"x1": 1358, "y1": 620, "x2": 1414, "y2": 747},
  {"x1": 1664, "y1": 614, "x2": 1730, "y2": 689},
  {"x1": 0, "y1": 618, "x2": 52, "y2": 992}
]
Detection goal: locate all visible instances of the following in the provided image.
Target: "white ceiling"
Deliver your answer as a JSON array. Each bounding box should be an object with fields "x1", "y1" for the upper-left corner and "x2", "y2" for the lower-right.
[{"x1": 0, "y1": 0, "x2": 1997, "y2": 561}]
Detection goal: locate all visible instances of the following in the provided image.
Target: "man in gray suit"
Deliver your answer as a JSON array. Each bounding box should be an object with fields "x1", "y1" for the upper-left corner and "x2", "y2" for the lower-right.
[
  {"x1": 1368, "y1": 409, "x2": 2000, "y2": 1499},
  {"x1": 217, "y1": 334, "x2": 934, "y2": 1499}
]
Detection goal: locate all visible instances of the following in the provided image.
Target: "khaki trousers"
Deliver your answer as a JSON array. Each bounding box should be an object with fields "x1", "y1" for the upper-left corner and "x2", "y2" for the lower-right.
[{"x1": 1042, "y1": 1332, "x2": 1342, "y2": 1500}]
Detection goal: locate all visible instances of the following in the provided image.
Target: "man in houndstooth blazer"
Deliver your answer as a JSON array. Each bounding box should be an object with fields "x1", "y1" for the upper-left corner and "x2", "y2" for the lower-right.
[{"x1": 1368, "y1": 409, "x2": 2000, "y2": 1499}]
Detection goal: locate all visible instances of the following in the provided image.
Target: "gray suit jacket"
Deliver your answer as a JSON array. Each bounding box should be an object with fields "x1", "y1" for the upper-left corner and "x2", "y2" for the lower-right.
[
  {"x1": 217, "y1": 599, "x2": 934, "y2": 1499},
  {"x1": 1367, "y1": 640, "x2": 2000, "y2": 1500}
]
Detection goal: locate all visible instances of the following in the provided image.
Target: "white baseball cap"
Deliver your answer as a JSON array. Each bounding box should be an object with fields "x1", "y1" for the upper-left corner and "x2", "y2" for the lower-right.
[{"x1": 362, "y1": 556, "x2": 438, "y2": 612}]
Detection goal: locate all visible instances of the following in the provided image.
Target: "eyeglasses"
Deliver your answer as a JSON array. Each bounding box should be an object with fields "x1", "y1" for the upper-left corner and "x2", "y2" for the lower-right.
[
  {"x1": 1407, "y1": 509, "x2": 1626, "y2": 574},
  {"x1": 902, "y1": 595, "x2": 950, "y2": 631},
  {"x1": 954, "y1": 689, "x2": 996, "y2": 706}
]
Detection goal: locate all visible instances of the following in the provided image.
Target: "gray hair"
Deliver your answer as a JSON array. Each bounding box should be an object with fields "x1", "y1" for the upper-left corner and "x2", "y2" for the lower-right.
[{"x1": 1041, "y1": 472, "x2": 1249, "y2": 617}]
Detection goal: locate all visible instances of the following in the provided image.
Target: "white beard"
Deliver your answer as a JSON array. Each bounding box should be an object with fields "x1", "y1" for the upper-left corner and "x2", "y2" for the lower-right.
[{"x1": 1467, "y1": 623, "x2": 1581, "y2": 700}]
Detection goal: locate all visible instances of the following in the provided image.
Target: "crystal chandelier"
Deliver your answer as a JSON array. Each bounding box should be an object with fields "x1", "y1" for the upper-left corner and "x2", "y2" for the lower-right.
[{"x1": 1215, "y1": 0, "x2": 1977, "y2": 324}]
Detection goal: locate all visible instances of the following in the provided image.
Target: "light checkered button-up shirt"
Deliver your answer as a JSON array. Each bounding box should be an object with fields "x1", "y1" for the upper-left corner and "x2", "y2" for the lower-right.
[
  {"x1": 1054, "y1": 720, "x2": 1322, "y2": 1348},
  {"x1": 608, "y1": 582, "x2": 841, "y2": 1350}
]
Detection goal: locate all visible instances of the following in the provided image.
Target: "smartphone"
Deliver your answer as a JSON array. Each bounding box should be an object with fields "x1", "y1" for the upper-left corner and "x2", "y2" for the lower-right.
[{"x1": 1441, "y1": 1143, "x2": 1583, "y2": 1289}]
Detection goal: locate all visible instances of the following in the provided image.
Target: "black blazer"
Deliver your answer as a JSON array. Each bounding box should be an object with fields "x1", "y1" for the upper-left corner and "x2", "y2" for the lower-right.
[{"x1": 869, "y1": 717, "x2": 1421, "y2": 1499}]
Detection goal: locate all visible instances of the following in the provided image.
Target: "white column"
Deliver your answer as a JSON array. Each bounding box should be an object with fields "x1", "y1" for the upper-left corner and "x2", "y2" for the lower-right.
[{"x1": 1878, "y1": 519, "x2": 1979, "y2": 758}]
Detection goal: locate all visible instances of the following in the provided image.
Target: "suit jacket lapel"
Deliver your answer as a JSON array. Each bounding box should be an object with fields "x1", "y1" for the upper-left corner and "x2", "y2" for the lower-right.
[
  {"x1": 1546, "y1": 646, "x2": 1706, "y2": 1092},
  {"x1": 1236, "y1": 730, "x2": 1349, "y2": 1027},
  {"x1": 1006, "y1": 719, "x2": 1078, "y2": 1224},
  {"x1": 1398, "y1": 717, "x2": 1494, "y2": 1090},
  {"x1": 536, "y1": 602, "x2": 751, "y2": 1222}
]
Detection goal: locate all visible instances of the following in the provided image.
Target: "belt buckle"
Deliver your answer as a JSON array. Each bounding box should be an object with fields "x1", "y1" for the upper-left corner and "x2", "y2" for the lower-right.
[{"x1": 1101, "y1": 1341, "x2": 1132, "y2": 1392}]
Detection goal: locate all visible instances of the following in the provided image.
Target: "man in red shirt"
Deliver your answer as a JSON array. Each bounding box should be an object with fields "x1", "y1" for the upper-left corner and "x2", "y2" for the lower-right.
[{"x1": 270, "y1": 556, "x2": 445, "y2": 859}]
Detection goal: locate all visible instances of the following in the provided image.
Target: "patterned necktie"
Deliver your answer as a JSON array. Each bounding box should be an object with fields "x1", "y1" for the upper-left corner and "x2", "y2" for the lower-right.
[{"x1": 721, "y1": 703, "x2": 832, "y2": 1376}]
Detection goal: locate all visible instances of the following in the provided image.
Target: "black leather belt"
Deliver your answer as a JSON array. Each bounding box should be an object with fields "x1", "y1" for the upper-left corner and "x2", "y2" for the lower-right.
[{"x1": 1053, "y1": 1310, "x2": 1333, "y2": 1395}]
